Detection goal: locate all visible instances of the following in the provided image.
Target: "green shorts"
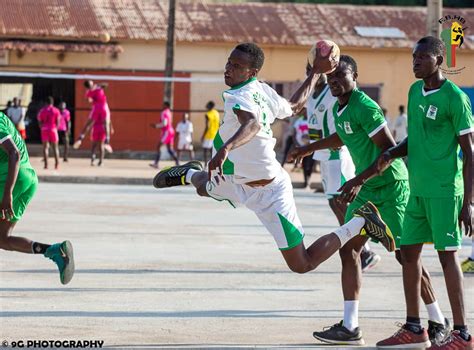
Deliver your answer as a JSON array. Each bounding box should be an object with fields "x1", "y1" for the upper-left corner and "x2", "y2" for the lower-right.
[
  {"x1": 0, "y1": 166, "x2": 38, "y2": 222},
  {"x1": 401, "y1": 195, "x2": 463, "y2": 251},
  {"x1": 345, "y1": 180, "x2": 409, "y2": 249}
]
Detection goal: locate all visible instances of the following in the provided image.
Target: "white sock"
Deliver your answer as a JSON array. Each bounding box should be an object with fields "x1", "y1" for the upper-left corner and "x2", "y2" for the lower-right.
[
  {"x1": 425, "y1": 301, "x2": 444, "y2": 324},
  {"x1": 364, "y1": 242, "x2": 371, "y2": 251},
  {"x1": 185, "y1": 169, "x2": 199, "y2": 184},
  {"x1": 343, "y1": 300, "x2": 359, "y2": 332},
  {"x1": 333, "y1": 217, "x2": 365, "y2": 247},
  {"x1": 470, "y1": 237, "x2": 474, "y2": 260}
]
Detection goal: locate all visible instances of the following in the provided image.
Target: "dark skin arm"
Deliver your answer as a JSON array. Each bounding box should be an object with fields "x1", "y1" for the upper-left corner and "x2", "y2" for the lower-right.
[
  {"x1": 287, "y1": 48, "x2": 338, "y2": 115},
  {"x1": 376, "y1": 137, "x2": 408, "y2": 174},
  {"x1": 0, "y1": 138, "x2": 20, "y2": 221},
  {"x1": 338, "y1": 126, "x2": 397, "y2": 203},
  {"x1": 458, "y1": 133, "x2": 472, "y2": 236},
  {"x1": 208, "y1": 109, "x2": 260, "y2": 181},
  {"x1": 287, "y1": 132, "x2": 344, "y2": 163}
]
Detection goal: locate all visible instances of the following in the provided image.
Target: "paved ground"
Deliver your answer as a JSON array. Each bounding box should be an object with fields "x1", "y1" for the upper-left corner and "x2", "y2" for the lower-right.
[
  {"x1": 31, "y1": 156, "x2": 322, "y2": 189},
  {"x1": 0, "y1": 183, "x2": 473, "y2": 349}
]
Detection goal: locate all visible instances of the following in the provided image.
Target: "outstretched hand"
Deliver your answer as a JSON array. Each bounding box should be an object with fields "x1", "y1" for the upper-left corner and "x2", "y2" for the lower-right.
[
  {"x1": 337, "y1": 177, "x2": 363, "y2": 203},
  {"x1": 208, "y1": 147, "x2": 229, "y2": 182},
  {"x1": 312, "y1": 47, "x2": 339, "y2": 75},
  {"x1": 459, "y1": 202, "x2": 473, "y2": 237}
]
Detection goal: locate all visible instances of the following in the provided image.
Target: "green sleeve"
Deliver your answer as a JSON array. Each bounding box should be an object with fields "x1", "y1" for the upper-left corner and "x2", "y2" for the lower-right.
[
  {"x1": 0, "y1": 114, "x2": 12, "y2": 142},
  {"x1": 359, "y1": 102, "x2": 386, "y2": 138},
  {"x1": 451, "y1": 91, "x2": 473, "y2": 136}
]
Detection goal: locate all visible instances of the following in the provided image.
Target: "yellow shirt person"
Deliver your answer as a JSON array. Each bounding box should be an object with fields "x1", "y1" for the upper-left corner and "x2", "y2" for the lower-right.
[{"x1": 201, "y1": 101, "x2": 220, "y2": 163}]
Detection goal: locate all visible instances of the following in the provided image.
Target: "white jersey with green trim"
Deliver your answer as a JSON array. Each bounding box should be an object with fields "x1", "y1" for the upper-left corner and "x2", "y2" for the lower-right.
[
  {"x1": 214, "y1": 77, "x2": 292, "y2": 183},
  {"x1": 306, "y1": 84, "x2": 337, "y2": 161}
]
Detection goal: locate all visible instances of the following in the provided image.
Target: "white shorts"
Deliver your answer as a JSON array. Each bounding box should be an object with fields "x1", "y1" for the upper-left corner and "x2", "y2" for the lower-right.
[
  {"x1": 320, "y1": 153, "x2": 355, "y2": 199},
  {"x1": 202, "y1": 138, "x2": 213, "y2": 149},
  {"x1": 206, "y1": 169, "x2": 304, "y2": 250},
  {"x1": 178, "y1": 139, "x2": 193, "y2": 150}
]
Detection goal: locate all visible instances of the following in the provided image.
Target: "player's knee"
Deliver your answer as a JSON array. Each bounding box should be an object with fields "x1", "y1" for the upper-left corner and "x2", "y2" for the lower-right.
[
  {"x1": 0, "y1": 237, "x2": 12, "y2": 251},
  {"x1": 287, "y1": 262, "x2": 312, "y2": 274},
  {"x1": 339, "y1": 244, "x2": 360, "y2": 263}
]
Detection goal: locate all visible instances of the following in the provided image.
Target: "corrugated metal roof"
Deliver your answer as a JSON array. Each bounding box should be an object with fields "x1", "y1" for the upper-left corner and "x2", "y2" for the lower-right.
[{"x1": 0, "y1": 0, "x2": 472, "y2": 49}]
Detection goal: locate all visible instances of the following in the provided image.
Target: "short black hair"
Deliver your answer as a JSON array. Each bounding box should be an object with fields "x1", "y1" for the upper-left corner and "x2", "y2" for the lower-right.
[
  {"x1": 234, "y1": 42, "x2": 265, "y2": 70},
  {"x1": 339, "y1": 55, "x2": 358, "y2": 74},
  {"x1": 416, "y1": 36, "x2": 445, "y2": 57},
  {"x1": 84, "y1": 80, "x2": 93, "y2": 89},
  {"x1": 206, "y1": 101, "x2": 215, "y2": 109},
  {"x1": 399, "y1": 105, "x2": 405, "y2": 113},
  {"x1": 163, "y1": 101, "x2": 170, "y2": 108}
]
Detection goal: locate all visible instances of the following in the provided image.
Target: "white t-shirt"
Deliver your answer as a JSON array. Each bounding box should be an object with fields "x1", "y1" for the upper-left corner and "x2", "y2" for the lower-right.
[
  {"x1": 393, "y1": 113, "x2": 408, "y2": 142},
  {"x1": 306, "y1": 84, "x2": 337, "y2": 160},
  {"x1": 176, "y1": 120, "x2": 193, "y2": 144},
  {"x1": 7, "y1": 106, "x2": 24, "y2": 127},
  {"x1": 216, "y1": 77, "x2": 292, "y2": 183}
]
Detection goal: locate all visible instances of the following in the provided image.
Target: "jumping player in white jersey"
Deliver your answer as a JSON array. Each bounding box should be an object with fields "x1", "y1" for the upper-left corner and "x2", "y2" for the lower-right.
[{"x1": 153, "y1": 43, "x2": 395, "y2": 281}]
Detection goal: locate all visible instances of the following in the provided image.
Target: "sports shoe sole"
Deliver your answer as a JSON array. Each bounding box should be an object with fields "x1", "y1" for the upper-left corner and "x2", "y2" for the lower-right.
[
  {"x1": 355, "y1": 201, "x2": 395, "y2": 252},
  {"x1": 153, "y1": 161, "x2": 203, "y2": 188},
  {"x1": 61, "y1": 240, "x2": 75, "y2": 285},
  {"x1": 376, "y1": 340, "x2": 430, "y2": 349},
  {"x1": 362, "y1": 254, "x2": 381, "y2": 272},
  {"x1": 313, "y1": 333, "x2": 365, "y2": 346}
]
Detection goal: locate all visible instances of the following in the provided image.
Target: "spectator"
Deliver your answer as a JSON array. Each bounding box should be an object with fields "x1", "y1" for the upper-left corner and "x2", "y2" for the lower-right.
[
  {"x1": 393, "y1": 104, "x2": 408, "y2": 143},
  {"x1": 37, "y1": 96, "x2": 60, "y2": 170},
  {"x1": 58, "y1": 102, "x2": 71, "y2": 162},
  {"x1": 176, "y1": 113, "x2": 194, "y2": 161},
  {"x1": 7, "y1": 97, "x2": 26, "y2": 139}
]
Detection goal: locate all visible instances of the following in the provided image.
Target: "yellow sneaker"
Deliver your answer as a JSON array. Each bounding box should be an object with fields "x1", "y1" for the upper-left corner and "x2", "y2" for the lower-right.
[{"x1": 461, "y1": 258, "x2": 474, "y2": 274}]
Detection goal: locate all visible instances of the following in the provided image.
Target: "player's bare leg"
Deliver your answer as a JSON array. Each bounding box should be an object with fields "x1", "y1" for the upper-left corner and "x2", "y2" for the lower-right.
[
  {"x1": 52, "y1": 142, "x2": 60, "y2": 169},
  {"x1": 42, "y1": 141, "x2": 49, "y2": 169}
]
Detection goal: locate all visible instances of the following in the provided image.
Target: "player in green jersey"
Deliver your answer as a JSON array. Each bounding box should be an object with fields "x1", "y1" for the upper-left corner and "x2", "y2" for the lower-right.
[
  {"x1": 376, "y1": 36, "x2": 473, "y2": 349},
  {"x1": 289, "y1": 55, "x2": 447, "y2": 345},
  {"x1": 0, "y1": 112, "x2": 74, "y2": 285}
]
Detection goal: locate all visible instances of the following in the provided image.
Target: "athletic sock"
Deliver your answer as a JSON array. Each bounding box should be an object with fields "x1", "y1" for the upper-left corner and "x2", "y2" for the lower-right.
[
  {"x1": 454, "y1": 325, "x2": 470, "y2": 341},
  {"x1": 425, "y1": 301, "x2": 444, "y2": 324},
  {"x1": 333, "y1": 217, "x2": 365, "y2": 246},
  {"x1": 32, "y1": 242, "x2": 51, "y2": 254},
  {"x1": 405, "y1": 316, "x2": 423, "y2": 334},
  {"x1": 185, "y1": 169, "x2": 199, "y2": 184},
  {"x1": 363, "y1": 242, "x2": 371, "y2": 251},
  {"x1": 343, "y1": 300, "x2": 359, "y2": 332}
]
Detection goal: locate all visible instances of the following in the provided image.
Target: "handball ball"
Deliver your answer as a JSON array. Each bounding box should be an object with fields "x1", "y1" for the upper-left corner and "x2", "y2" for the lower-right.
[
  {"x1": 307, "y1": 40, "x2": 340, "y2": 73},
  {"x1": 99, "y1": 32, "x2": 111, "y2": 43}
]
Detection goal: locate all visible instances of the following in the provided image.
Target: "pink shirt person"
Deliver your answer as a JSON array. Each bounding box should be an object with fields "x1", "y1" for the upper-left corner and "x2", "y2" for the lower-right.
[
  {"x1": 86, "y1": 85, "x2": 110, "y2": 142},
  {"x1": 38, "y1": 105, "x2": 60, "y2": 143},
  {"x1": 58, "y1": 109, "x2": 71, "y2": 132},
  {"x1": 160, "y1": 108, "x2": 175, "y2": 145}
]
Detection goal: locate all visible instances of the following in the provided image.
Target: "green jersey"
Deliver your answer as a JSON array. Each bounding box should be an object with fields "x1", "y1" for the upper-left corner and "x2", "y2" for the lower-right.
[
  {"x1": 334, "y1": 88, "x2": 408, "y2": 189},
  {"x1": 407, "y1": 79, "x2": 473, "y2": 198},
  {"x1": 0, "y1": 112, "x2": 31, "y2": 176}
]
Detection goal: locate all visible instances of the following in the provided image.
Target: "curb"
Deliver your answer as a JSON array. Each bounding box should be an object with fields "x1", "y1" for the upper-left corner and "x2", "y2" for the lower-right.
[
  {"x1": 38, "y1": 175, "x2": 324, "y2": 191},
  {"x1": 38, "y1": 175, "x2": 152, "y2": 186}
]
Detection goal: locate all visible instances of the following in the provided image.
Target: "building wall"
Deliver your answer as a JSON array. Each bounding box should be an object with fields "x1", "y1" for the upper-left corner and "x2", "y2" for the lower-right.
[{"x1": 5, "y1": 40, "x2": 474, "y2": 150}]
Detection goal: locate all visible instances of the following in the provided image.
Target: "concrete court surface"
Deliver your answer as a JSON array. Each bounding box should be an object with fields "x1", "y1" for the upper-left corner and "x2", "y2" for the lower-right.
[{"x1": 0, "y1": 183, "x2": 473, "y2": 349}]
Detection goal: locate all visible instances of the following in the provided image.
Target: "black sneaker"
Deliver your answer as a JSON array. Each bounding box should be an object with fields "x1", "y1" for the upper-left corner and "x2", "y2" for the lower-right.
[
  {"x1": 313, "y1": 321, "x2": 365, "y2": 345},
  {"x1": 428, "y1": 318, "x2": 451, "y2": 346},
  {"x1": 361, "y1": 249, "x2": 381, "y2": 272},
  {"x1": 354, "y1": 201, "x2": 395, "y2": 252},
  {"x1": 153, "y1": 161, "x2": 203, "y2": 188}
]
